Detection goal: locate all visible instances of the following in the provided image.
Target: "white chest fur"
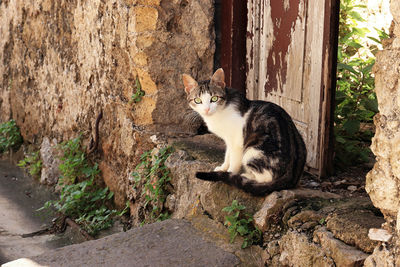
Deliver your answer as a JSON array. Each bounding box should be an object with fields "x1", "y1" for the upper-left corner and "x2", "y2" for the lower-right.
[{"x1": 203, "y1": 106, "x2": 248, "y2": 146}]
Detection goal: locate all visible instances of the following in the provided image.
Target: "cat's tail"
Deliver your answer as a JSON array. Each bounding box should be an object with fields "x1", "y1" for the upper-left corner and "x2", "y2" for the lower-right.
[{"x1": 195, "y1": 171, "x2": 291, "y2": 196}]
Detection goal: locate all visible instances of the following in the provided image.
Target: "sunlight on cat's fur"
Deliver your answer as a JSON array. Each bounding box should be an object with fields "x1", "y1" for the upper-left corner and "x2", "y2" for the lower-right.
[{"x1": 183, "y1": 68, "x2": 307, "y2": 196}]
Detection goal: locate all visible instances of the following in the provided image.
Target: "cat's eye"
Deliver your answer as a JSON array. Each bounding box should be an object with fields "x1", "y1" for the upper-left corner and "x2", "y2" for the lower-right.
[
  {"x1": 210, "y1": 96, "x2": 219, "y2": 102},
  {"x1": 194, "y1": 98, "x2": 202, "y2": 104}
]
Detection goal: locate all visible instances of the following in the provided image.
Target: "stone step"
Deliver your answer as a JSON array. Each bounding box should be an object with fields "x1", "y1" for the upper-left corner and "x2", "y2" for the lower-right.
[{"x1": 3, "y1": 217, "x2": 265, "y2": 267}]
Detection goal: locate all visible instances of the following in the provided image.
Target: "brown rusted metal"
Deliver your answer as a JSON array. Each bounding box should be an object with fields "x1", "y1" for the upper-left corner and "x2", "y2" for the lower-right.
[{"x1": 220, "y1": 0, "x2": 247, "y2": 92}]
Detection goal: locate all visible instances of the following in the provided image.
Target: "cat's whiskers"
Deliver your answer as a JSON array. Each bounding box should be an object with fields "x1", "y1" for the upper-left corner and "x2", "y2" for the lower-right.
[{"x1": 183, "y1": 68, "x2": 306, "y2": 196}]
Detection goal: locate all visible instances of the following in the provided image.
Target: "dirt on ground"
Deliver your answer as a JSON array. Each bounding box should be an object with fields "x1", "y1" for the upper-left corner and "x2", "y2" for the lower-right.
[
  {"x1": 300, "y1": 162, "x2": 373, "y2": 198},
  {"x1": 0, "y1": 159, "x2": 87, "y2": 265}
]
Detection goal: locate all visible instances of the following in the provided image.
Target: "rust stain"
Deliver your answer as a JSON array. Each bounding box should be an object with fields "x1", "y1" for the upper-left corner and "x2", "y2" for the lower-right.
[
  {"x1": 265, "y1": 0, "x2": 301, "y2": 94},
  {"x1": 247, "y1": 30, "x2": 254, "y2": 71}
]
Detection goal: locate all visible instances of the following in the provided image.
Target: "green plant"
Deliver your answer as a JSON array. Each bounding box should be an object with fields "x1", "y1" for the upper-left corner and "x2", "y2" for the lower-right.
[
  {"x1": 18, "y1": 151, "x2": 42, "y2": 178},
  {"x1": 334, "y1": 0, "x2": 388, "y2": 168},
  {"x1": 222, "y1": 200, "x2": 262, "y2": 249},
  {"x1": 40, "y1": 136, "x2": 125, "y2": 236},
  {"x1": 130, "y1": 77, "x2": 145, "y2": 103},
  {"x1": 58, "y1": 135, "x2": 99, "y2": 184},
  {"x1": 41, "y1": 177, "x2": 123, "y2": 235},
  {"x1": 132, "y1": 146, "x2": 173, "y2": 223},
  {"x1": 0, "y1": 120, "x2": 23, "y2": 153}
]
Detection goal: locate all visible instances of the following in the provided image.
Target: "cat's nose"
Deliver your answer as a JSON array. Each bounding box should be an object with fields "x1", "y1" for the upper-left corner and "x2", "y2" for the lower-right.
[{"x1": 204, "y1": 107, "x2": 210, "y2": 114}]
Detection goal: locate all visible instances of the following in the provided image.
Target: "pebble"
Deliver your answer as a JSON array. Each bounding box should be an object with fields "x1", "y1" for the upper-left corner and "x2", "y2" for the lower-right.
[
  {"x1": 347, "y1": 185, "x2": 357, "y2": 192},
  {"x1": 308, "y1": 181, "x2": 320, "y2": 187},
  {"x1": 334, "y1": 179, "x2": 346, "y2": 186},
  {"x1": 368, "y1": 228, "x2": 392, "y2": 242}
]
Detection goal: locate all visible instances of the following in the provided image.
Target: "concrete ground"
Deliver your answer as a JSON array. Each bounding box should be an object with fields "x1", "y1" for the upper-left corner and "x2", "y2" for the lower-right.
[
  {"x1": 0, "y1": 159, "x2": 261, "y2": 267},
  {"x1": 0, "y1": 159, "x2": 84, "y2": 265},
  {"x1": 25, "y1": 219, "x2": 241, "y2": 267}
]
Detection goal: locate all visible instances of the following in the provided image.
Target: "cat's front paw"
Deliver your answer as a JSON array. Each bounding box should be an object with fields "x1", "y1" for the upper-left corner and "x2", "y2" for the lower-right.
[
  {"x1": 227, "y1": 166, "x2": 241, "y2": 175},
  {"x1": 214, "y1": 164, "x2": 228, "y2": 172}
]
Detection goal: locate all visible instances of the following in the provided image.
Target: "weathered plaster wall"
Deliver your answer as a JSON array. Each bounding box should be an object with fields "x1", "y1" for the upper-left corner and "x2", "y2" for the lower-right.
[
  {"x1": 0, "y1": 0, "x2": 214, "y2": 206},
  {"x1": 367, "y1": 1, "x2": 400, "y2": 221},
  {"x1": 365, "y1": 0, "x2": 400, "y2": 265}
]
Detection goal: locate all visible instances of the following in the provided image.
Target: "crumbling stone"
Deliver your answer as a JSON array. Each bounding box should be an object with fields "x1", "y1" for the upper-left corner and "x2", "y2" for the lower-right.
[
  {"x1": 0, "y1": 0, "x2": 215, "y2": 215},
  {"x1": 165, "y1": 146, "x2": 265, "y2": 223},
  {"x1": 364, "y1": 244, "x2": 398, "y2": 267},
  {"x1": 314, "y1": 227, "x2": 369, "y2": 267},
  {"x1": 279, "y1": 231, "x2": 335, "y2": 267},
  {"x1": 368, "y1": 228, "x2": 393, "y2": 242},
  {"x1": 254, "y1": 189, "x2": 341, "y2": 232},
  {"x1": 364, "y1": 2, "x2": 400, "y2": 263},
  {"x1": 189, "y1": 215, "x2": 266, "y2": 266},
  {"x1": 325, "y1": 209, "x2": 384, "y2": 253},
  {"x1": 39, "y1": 137, "x2": 61, "y2": 186}
]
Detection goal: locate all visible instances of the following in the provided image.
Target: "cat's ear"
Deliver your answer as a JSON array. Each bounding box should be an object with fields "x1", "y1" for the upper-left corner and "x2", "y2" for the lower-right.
[
  {"x1": 182, "y1": 74, "x2": 198, "y2": 94},
  {"x1": 210, "y1": 68, "x2": 226, "y2": 88}
]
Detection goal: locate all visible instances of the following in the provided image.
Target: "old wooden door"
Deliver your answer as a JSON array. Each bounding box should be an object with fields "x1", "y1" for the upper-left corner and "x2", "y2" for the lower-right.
[{"x1": 246, "y1": 0, "x2": 338, "y2": 176}]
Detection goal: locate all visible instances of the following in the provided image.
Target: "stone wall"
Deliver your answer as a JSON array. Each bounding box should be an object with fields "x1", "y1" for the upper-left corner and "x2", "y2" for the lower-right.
[
  {"x1": 365, "y1": 0, "x2": 400, "y2": 265},
  {"x1": 0, "y1": 0, "x2": 214, "y2": 206}
]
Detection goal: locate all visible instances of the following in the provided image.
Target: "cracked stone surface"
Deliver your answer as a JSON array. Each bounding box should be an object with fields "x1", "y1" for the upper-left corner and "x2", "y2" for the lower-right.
[{"x1": 25, "y1": 219, "x2": 247, "y2": 267}]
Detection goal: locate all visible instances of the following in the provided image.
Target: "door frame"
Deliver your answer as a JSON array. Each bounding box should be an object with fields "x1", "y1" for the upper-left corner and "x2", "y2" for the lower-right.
[
  {"x1": 220, "y1": 0, "x2": 247, "y2": 92},
  {"x1": 220, "y1": 0, "x2": 339, "y2": 176}
]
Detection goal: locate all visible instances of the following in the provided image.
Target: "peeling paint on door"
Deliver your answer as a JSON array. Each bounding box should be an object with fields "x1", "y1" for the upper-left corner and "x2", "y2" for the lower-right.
[
  {"x1": 247, "y1": 0, "x2": 338, "y2": 175},
  {"x1": 265, "y1": 0, "x2": 301, "y2": 95}
]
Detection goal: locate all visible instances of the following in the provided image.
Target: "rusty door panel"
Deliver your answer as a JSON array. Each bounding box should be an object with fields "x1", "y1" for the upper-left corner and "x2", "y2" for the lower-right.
[
  {"x1": 247, "y1": 0, "x2": 338, "y2": 175},
  {"x1": 220, "y1": 0, "x2": 247, "y2": 92}
]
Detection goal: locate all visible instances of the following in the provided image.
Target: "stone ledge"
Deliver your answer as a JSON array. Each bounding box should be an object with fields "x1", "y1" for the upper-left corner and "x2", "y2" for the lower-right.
[
  {"x1": 314, "y1": 227, "x2": 369, "y2": 267},
  {"x1": 5, "y1": 217, "x2": 266, "y2": 267},
  {"x1": 165, "y1": 135, "x2": 386, "y2": 266}
]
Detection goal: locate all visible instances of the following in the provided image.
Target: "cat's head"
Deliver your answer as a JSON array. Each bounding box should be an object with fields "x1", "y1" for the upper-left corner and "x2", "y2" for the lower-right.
[{"x1": 182, "y1": 68, "x2": 226, "y2": 117}]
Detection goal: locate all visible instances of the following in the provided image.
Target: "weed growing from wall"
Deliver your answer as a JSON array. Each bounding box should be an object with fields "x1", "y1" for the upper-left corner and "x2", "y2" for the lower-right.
[
  {"x1": 0, "y1": 120, "x2": 23, "y2": 153},
  {"x1": 18, "y1": 151, "x2": 42, "y2": 178},
  {"x1": 40, "y1": 135, "x2": 127, "y2": 236},
  {"x1": 58, "y1": 135, "x2": 98, "y2": 184},
  {"x1": 132, "y1": 146, "x2": 173, "y2": 224},
  {"x1": 130, "y1": 77, "x2": 145, "y2": 104},
  {"x1": 222, "y1": 200, "x2": 262, "y2": 249}
]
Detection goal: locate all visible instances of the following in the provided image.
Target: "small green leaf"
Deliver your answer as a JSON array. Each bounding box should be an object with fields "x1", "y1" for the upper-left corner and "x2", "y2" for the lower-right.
[
  {"x1": 348, "y1": 11, "x2": 365, "y2": 22},
  {"x1": 343, "y1": 120, "x2": 360, "y2": 136},
  {"x1": 107, "y1": 191, "x2": 114, "y2": 200},
  {"x1": 337, "y1": 63, "x2": 358, "y2": 75},
  {"x1": 237, "y1": 226, "x2": 249, "y2": 236}
]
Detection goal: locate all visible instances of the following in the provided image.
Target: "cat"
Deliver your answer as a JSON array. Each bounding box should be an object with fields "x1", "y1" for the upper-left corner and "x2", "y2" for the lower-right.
[{"x1": 182, "y1": 68, "x2": 307, "y2": 196}]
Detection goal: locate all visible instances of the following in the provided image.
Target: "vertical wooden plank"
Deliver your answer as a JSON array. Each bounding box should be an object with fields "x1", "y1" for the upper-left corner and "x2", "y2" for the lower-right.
[
  {"x1": 246, "y1": 0, "x2": 260, "y2": 99},
  {"x1": 263, "y1": 0, "x2": 305, "y2": 101},
  {"x1": 318, "y1": 0, "x2": 339, "y2": 177},
  {"x1": 220, "y1": 0, "x2": 247, "y2": 92},
  {"x1": 303, "y1": 0, "x2": 326, "y2": 170},
  {"x1": 221, "y1": 0, "x2": 233, "y2": 86},
  {"x1": 246, "y1": 0, "x2": 338, "y2": 175}
]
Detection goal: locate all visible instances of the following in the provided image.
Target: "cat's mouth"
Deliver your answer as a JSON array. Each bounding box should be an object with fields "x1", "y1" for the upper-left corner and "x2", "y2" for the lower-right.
[{"x1": 202, "y1": 111, "x2": 214, "y2": 116}]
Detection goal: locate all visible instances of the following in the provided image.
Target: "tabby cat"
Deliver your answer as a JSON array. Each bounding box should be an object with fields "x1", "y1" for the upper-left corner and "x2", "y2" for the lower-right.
[{"x1": 182, "y1": 68, "x2": 307, "y2": 196}]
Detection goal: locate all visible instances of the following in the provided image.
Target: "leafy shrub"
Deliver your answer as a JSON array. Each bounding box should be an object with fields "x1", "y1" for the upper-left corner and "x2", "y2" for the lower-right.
[
  {"x1": 132, "y1": 146, "x2": 173, "y2": 223},
  {"x1": 222, "y1": 200, "x2": 262, "y2": 249},
  {"x1": 18, "y1": 151, "x2": 42, "y2": 178},
  {"x1": 41, "y1": 177, "x2": 125, "y2": 235},
  {"x1": 41, "y1": 135, "x2": 126, "y2": 236},
  {"x1": 334, "y1": 0, "x2": 388, "y2": 168},
  {"x1": 0, "y1": 120, "x2": 23, "y2": 153},
  {"x1": 58, "y1": 135, "x2": 99, "y2": 184}
]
